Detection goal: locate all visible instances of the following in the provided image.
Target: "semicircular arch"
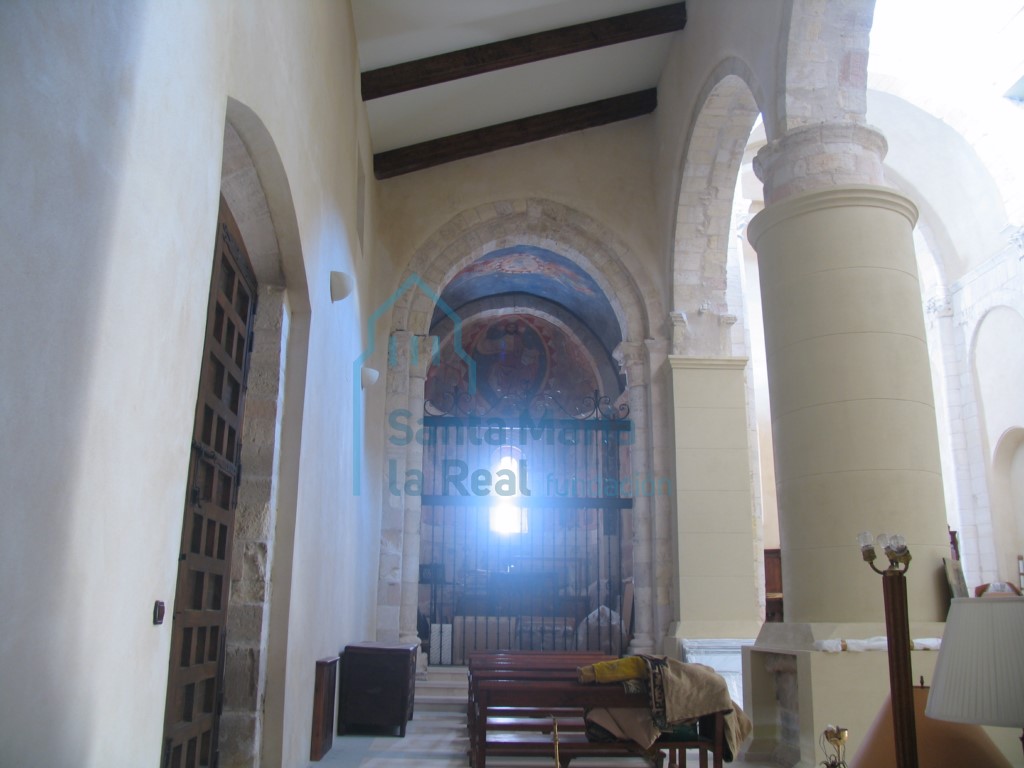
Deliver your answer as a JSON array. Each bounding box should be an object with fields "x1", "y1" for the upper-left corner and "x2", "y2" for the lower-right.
[
  {"x1": 216, "y1": 96, "x2": 310, "y2": 768},
  {"x1": 670, "y1": 61, "x2": 762, "y2": 354},
  {"x1": 388, "y1": 198, "x2": 662, "y2": 346}
]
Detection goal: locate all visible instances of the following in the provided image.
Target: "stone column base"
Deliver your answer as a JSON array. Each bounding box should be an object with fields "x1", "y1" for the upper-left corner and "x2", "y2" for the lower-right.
[
  {"x1": 742, "y1": 622, "x2": 944, "y2": 767},
  {"x1": 671, "y1": 636, "x2": 756, "y2": 705}
]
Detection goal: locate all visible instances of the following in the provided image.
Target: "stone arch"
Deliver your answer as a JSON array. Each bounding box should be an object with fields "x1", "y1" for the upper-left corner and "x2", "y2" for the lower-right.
[
  {"x1": 389, "y1": 198, "x2": 661, "y2": 345},
  {"x1": 223, "y1": 99, "x2": 309, "y2": 312},
  {"x1": 963, "y1": 301, "x2": 1024, "y2": 585},
  {"x1": 217, "y1": 98, "x2": 310, "y2": 768},
  {"x1": 991, "y1": 427, "x2": 1024, "y2": 583},
  {"x1": 377, "y1": 198, "x2": 672, "y2": 656},
  {"x1": 661, "y1": 63, "x2": 770, "y2": 686},
  {"x1": 670, "y1": 61, "x2": 762, "y2": 356},
  {"x1": 753, "y1": 0, "x2": 885, "y2": 206},
  {"x1": 779, "y1": 0, "x2": 875, "y2": 133}
]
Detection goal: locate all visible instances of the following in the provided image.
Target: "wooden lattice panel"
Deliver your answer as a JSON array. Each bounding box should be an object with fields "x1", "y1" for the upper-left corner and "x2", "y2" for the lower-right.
[{"x1": 162, "y1": 197, "x2": 256, "y2": 768}]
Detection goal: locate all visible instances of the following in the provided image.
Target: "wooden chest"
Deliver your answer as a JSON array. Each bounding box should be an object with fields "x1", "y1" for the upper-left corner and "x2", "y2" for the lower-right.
[{"x1": 337, "y1": 641, "x2": 418, "y2": 737}]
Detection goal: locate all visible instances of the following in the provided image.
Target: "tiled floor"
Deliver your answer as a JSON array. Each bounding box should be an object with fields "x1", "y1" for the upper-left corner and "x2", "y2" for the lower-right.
[{"x1": 316, "y1": 707, "x2": 777, "y2": 768}]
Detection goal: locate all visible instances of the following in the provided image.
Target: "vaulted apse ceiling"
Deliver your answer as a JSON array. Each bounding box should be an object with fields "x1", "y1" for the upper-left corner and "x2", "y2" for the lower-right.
[{"x1": 432, "y1": 246, "x2": 623, "y2": 362}]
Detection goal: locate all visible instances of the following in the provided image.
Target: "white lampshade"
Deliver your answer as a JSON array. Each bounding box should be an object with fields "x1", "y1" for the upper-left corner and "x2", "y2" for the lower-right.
[{"x1": 925, "y1": 596, "x2": 1024, "y2": 728}]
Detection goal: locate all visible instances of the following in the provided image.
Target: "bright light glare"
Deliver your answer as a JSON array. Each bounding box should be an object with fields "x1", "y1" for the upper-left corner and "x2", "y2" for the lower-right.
[
  {"x1": 870, "y1": 0, "x2": 1024, "y2": 98},
  {"x1": 490, "y1": 502, "x2": 526, "y2": 535},
  {"x1": 489, "y1": 456, "x2": 527, "y2": 534}
]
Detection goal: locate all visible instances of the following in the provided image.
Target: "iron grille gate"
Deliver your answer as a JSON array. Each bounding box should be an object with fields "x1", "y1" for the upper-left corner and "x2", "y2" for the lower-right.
[{"x1": 415, "y1": 396, "x2": 633, "y2": 665}]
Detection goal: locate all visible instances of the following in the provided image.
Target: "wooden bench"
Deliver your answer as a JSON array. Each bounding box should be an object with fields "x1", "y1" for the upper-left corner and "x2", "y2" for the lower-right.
[
  {"x1": 466, "y1": 654, "x2": 725, "y2": 768},
  {"x1": 467, "y1": 651, "x2": 612, "y2": 757},
  {"x1": 467, "y1": 650, "x2": 611, "y2": 717},
  {"x1": 473, "y1": 678, "x2": 724, "y2": 768}
]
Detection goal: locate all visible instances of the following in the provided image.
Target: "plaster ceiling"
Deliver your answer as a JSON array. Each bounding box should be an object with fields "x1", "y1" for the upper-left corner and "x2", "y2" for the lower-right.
[{"x1": 350, "y1": 0, "x2": 685, "y2": 177}]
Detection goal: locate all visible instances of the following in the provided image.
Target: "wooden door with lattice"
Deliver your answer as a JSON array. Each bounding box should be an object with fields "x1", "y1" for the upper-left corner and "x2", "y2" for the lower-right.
[{"x1": 161, "y1": 197, "x2": 256, "y2": 768}]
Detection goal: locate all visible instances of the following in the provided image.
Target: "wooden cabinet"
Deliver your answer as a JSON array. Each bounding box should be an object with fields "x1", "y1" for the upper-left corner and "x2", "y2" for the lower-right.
[{"x1": 337, "y1": 642, "x2": 418, "y2": 737}]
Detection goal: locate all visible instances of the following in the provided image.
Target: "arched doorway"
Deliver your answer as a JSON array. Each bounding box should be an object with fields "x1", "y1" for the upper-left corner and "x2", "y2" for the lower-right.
[
  {"x1": 377, "y1": 198, "x2": 668, "y2": 658},
  {"x1": 159, "y1": 101, "x2": 310, "y2": 768},
  {"x1": 415, "y1": 247, "x2": 635, "y2": 662},
  {"x1": 161, "y1": 195, "x2": 259, "y2": 768}
]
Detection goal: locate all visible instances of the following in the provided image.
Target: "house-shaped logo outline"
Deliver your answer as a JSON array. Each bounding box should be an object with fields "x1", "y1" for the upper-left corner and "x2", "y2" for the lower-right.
[{"x1": 352, "y1": 272, "x2": 476, "y2": 495}]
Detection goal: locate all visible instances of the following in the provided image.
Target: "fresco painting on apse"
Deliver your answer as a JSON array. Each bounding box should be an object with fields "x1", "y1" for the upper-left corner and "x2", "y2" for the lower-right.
[{"x1": 426, "y1": 313, "x2": 601, "y2": 417}]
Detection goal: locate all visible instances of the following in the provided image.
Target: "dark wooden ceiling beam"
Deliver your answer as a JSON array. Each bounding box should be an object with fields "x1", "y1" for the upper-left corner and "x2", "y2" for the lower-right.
[
  {"x1": 361, "y1": 2, "x2": 686, "y2": 101},
  {"x1": 373, "y1": 88, "x2": 656, "y2": 179}
]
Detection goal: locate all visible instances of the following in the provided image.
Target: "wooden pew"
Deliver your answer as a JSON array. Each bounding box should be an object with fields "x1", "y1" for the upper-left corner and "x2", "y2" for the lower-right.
[
  {"x1": 470, "y1": 674, "x2": 725, "y2": 768},
  {"x1": 466, "y1": 651, "x2": 612, "y2": 755},
  {"x1": 467, "y1": 650, "x2": 611, "y2": 715}
]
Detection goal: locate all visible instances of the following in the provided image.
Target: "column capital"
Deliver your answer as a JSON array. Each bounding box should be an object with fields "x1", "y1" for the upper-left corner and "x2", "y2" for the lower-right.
[
  {"x1": 668, "y1": 306, "x2": 737, "y2": 357},
  {"x1": 613, "y1": 340, "x2": 648, "y2": 372},
  {"x1": 747, "y1": 184, "x2": 918, "y2": 248},
  {"x1": 753, "y1": 123, "x2": 888, "y2": 206},
  {"x1": 643, "y1": 337, "x2": 671, "y2": 367}
]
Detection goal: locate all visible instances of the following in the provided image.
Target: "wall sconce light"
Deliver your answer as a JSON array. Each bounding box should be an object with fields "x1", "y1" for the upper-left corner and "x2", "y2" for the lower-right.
[
  {"x1": 360, "y1": 367, "x2": 379, "y2": 389},
  {"x1": 858, "y1": 531, "x2": 917, "y2": 768},
  {"x1": 330, "y1": 271, "x2": 354, "y2": 302}
]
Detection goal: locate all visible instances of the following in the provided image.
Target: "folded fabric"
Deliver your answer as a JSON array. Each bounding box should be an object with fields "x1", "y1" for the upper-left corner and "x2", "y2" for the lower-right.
[
  {"x1": 814, "y1": 637, "x2": 943, "y2": 653},
  {"x1": 585, "y1": 705, "x2": 662, "y2": 748},
  {"x1": 643, "y1": 655, "x2": 752, "y2": 761},
  {"x1": 583, "y1": 655, "x2": 751, "y2": 761},
  {"x1": 578, "y1": 655, "x2": 647, "y2": 683}
]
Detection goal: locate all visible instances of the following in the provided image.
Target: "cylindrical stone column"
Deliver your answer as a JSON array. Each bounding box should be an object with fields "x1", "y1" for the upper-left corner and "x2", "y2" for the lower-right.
[
  {"x1": 377, "y1": 330, "x2": 413, "y2": 643},
  {"x1": 616, "y1": 341, "x2": 655, "y2": 654},
  {"x1": 398, "y1": 335, "x2": 433, "y2": 649},
  {"x1": 748, "y1": 184, "x2": 951, "y2": 624}
]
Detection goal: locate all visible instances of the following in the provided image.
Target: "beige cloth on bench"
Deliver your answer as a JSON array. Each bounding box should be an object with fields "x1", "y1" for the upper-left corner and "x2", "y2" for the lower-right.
[
  {"x1": 584, "y1": 657, "x2": 751, "y2": 758},
  {"x1": 646, "y1": 657, "x2": 751, "y2": 759}
]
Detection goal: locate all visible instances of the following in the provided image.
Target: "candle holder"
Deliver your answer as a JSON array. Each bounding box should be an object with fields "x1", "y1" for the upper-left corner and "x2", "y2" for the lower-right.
[
  {"x1": 819, "y1": 724, "x2": 849, "y2": 768},
  {"x1": 858, "y1": 531, "x2": 918, "y2": 768}
]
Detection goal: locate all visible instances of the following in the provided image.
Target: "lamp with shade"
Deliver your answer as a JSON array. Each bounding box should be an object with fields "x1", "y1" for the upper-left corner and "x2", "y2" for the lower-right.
[{"x1": 925, "y1": 596, "x2": 1024, "y2": 761}]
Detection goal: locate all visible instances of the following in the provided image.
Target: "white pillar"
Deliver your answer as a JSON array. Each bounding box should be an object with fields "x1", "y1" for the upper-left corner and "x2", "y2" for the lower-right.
[
  {"x1": 742, "y1": 124, "x2": 951, "y2": 766},
  {"x1": 667, "y1": 356, "x2": 761, "y2": 702},
  {"x1": 748, "y1": 183, "x2": 950, "y2": 625}
]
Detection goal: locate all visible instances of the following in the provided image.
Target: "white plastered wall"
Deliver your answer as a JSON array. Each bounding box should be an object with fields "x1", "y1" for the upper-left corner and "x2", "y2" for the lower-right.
[
  {"x1": 866, "y1": 86, "x2": 1024, "y2": 590},
  {"x1": 372, "y1": 117, "x2": 665, "y2": 312},
  {"x1": 0, "y1": 3, "x2": 383, "y2": 767},
  {"x1": 974, "y1": 308, "x2": 1024, "y2": 582}
]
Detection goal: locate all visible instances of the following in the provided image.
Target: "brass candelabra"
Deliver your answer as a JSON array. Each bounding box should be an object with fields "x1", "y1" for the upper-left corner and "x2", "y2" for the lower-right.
[{"x1": 858, "y1": 532, "x2": 918, "y2": 768}]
